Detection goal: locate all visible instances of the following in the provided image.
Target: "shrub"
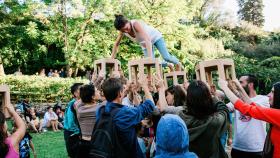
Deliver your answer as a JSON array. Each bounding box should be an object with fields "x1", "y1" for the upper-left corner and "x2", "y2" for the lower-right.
[{"x1": 0, "y1": 75, "x2": 88, "y2": 103}]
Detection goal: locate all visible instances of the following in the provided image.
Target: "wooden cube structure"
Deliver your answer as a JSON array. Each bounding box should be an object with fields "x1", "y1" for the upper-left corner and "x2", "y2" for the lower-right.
[
  {"x1": 195, "y1": 59, "x2": 236, "y2": 85},
  {"x1": 164, "y1": 71, "x2": 187, "y2": 87},
  {"x1": 0, "y1": 85, "x2": 11, "y2": 118},
  {"x1": 128, "y1": 58, "x2": 163, "y2": 83},
  {"x1": 93, "y1": 58, "x2": 121, "y2": 78}
]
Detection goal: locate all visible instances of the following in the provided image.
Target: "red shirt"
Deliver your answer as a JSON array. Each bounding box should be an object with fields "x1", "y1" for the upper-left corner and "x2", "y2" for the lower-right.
[{"x1": 235, "y1": 100, "x2": 280, "y2": 158}]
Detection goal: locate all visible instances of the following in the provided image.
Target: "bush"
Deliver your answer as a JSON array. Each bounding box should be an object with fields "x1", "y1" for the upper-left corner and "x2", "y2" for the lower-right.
[
  {"x1": 0, "y1": 75, "x2": 88, "y2": 103},
  {"x1": 232, "y1": 55, "x2": 280, "y2": 94}
]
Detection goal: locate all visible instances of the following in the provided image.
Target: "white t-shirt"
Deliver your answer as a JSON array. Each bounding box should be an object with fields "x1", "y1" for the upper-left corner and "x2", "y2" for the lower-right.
[
  {"x1": 42, "y1": 111, "x2": 58, "y2": 127},
  {"x1": 122, "y1": 97, "x2": 135, "y2": 108},
  {"x1": 124, "y1": 20, "x2": 162, "y2": 48},
  {"x1": 227, "y1": 95, "x2": 270, "y2": 152}
]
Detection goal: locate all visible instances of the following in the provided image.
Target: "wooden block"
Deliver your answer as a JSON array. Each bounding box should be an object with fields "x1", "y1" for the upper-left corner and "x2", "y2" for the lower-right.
[
  {"x1": 93, "y1": 58, "x2": 121, "y2": 78},
  {"x1": 0, "y1": 85, "x2": 11, "y2": 118},
  {"x1": 164, "y1": 71, "x2": 187, "y2": 87},
  {"x1": 128, "y1": 57, "x2": 163, "y2": 84},
  {"x1": 195, "y1": 59, "x2": 236, "y2": 85}
]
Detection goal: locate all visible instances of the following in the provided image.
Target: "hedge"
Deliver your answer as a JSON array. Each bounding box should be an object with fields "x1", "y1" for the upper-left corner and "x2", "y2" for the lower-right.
[{"x1": 0, "y1": 75, "x2": 88, "y2": 103}]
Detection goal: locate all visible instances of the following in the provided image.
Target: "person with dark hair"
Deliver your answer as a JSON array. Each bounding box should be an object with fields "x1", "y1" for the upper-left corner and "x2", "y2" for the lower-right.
[
  {"x1": 76, "y1": 84, "x2": 101, "y2": 158},
  {"x1": 226, "y1": 75, "x2": 269, "y2": 158},
  {"x1": 64, "y1": 82, "x2": 83, "y2": 158},
  {"x1": 179, "y1": 80, "x2": 229, "y2": 158},
  {"x1": 0, "y1": 105, "x2": 26, "y2": 158},
  {"x1": 166, "y1": 85, "x2": 187, "y2": 107},
  {"x1": 112, "y1": 14, "x2": 182, "y2": 71},
  {"x1": 156, "y1": 85, "x2": 187, "y2": 115},
  {"x1": 92, "y1": 77, "x2": 155, "y2": 158},
  {"x1": 219, "y1": 79, "x2": 280, "y2": 158}
]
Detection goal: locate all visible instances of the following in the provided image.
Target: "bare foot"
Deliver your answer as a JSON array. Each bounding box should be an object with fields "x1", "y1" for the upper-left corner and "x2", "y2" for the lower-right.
[
  {"x1": 167, "y1": 63, "x2": 174, "y2": 72},
  {"x1": 175, "y1": 63, "x2": 182, "y2": 71}
]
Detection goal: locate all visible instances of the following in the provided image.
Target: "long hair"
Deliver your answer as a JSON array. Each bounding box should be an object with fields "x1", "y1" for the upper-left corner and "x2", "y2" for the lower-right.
[
  {"x1": 186, "y1": 80, "x2": 216, "y2": 119},
  {"x1": 0, "y1": 111, "x2": 9, "y2": 157},
  {"x1": 165, "y1": 85, "x2": 187, "y2": 107},
  {"x1": 272, "y1": 82, "x2": 280, "y2": 109}
]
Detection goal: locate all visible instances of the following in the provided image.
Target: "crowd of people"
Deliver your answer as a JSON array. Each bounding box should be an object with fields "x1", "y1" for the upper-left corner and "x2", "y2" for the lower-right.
[
  {"x1": 61, "y1": 68, "x2": 279, "y2": 158},
  {"x1": 1, "y1": 14, "x2": 279, "y2": 158},
  {"x1": 1, "y1": 68, "x2": 280, "y2": 158}
]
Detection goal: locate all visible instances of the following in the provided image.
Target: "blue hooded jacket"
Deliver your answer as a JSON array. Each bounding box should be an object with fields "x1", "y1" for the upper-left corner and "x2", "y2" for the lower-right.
[{"x1": 155, "y1": 114, "x2": 198, "y2": 158}]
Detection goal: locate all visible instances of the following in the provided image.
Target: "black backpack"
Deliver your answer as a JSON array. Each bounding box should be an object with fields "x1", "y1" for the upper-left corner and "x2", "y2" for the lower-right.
[{"x1": 89, "y1": 105, "x2": 127, "y2": 158}]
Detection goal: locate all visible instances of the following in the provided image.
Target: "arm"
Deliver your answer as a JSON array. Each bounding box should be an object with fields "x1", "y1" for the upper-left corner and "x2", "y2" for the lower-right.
[
  {"x1": 132, "y1": 91, "x2": 142, "y2": 106},
  {"x1": 227, "y1": 123, "x2": 233, "y2": 147},
  {"x1": 30, "y1": 140, "x2": 37, "y2": 158},
  {"x1": 134, "y1": 21, "x2": 153, "y2": 57},
  {"x1": 234, "y1": 100, "x2": 280, "y2": 127},
  {"x1": 138, "y1": 75, "x2": 154, "y2": 105},
  {"x1": 232, "y1": 79, "x2": 252, "y2": 104},
  {"x1": 6, "y1": 105, "x2": 26, "y2": 149},
  {"x1": 218, "y1": 79, "x2": 239, "y2": 105},
  {"x1": 115, "y1": 100, "x2": 155, "y2": 129},
  {"x1": 111, "y1": 32, "x2": 124, "y2": 58}
]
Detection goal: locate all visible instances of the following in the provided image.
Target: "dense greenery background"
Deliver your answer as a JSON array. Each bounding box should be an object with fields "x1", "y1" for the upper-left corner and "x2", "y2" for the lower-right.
[{"x1": 1, "y1": 0, "x2": 280, "y2": 97}]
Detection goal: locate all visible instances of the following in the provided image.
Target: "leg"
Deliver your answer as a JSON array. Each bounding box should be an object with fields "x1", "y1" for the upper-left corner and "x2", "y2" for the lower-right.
[
  {"x1": 38, "y1": 119, "x2": 43, "y2": 132},
  {"x1": 154, "y1": 38, "x2": 181, "y2": 70},
  {"x1": 50, "y1": 120, "x2": 56, "y2": 131},
  {"x1": 29, "y1": 122, "x2": 38, "y2": 133}
]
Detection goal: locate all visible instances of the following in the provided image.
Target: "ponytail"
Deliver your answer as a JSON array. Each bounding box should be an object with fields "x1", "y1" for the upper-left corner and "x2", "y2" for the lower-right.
[
  {"x1": 114, "y1": 14, "x2": 128, "y2": 30},
  {"x1": 0, "y1": 111, "x2": 9, "y2": 157}
]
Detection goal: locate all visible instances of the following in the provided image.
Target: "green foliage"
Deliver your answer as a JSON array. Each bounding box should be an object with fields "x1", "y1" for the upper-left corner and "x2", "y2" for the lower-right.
[
  {"x1": 233, "y1": 55, "x2": 280, "y2": 94},
  {"x1": 0, "y1": 75, "x2": 88, "y2": 103},
  {"x1": 237, "y1": 0, "x2": 265, "y2": 27}
]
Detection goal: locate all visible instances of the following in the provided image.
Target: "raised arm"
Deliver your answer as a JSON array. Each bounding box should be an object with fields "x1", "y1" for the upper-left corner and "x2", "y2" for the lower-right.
[
  {"x1": 6, "y1": 105, "x2": 26, "y2": 149},
  {"x1": 154, "y1": 75, "x2": 168, "y2": 112},
  {"x1": 219, "y1": 78, "x2": 280, "y2": 127},
  {"x1": 138, "y1": 75, "x2": 154, "y2": 104},
  {"x1": 111, "y1": 32, "x2": 124, "y2": 58},
  {"x1": 133, "y1": 21, "x2": 153, "y2": 57},
  {"x1": 218, "y1": 79, "x2": 239, "y2": 105}
]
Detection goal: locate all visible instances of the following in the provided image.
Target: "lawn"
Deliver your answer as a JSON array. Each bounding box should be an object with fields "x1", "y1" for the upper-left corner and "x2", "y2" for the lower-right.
[{"x1": 30, "y1": 131, "x2": 67, "y2": 158}]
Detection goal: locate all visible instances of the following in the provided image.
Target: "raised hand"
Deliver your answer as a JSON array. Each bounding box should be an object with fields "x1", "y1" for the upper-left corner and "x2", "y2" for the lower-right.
[
  {"x1": 154, "y1": 74, "x2": 165, "y2": 89},
  {"x1": 218, "y1": 78, "x2": 228, "y2": 90},
  {"x1": 110, "y1": 70, "x2": 120, "y2": 79}
]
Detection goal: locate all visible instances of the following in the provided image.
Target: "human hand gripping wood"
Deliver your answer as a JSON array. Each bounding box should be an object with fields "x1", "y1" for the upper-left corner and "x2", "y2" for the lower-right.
[
  {"x1": 232, "y1": 79, "x2": 252, "y2": 104},
  {"x1": 218, "y1": 78, "x2": 239, "y2": 105}
]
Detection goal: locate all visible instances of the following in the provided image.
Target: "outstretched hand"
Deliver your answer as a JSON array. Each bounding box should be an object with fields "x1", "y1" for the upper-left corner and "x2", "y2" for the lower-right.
[
  {"x1": 154, "y1": 74, "x2": 165, "y2": 89},
  {"x1": 110, "y1": 70, "x2": 120, "y2": 79},
  {"x1": 98, "y1": 69, "x2": 106, "y2": 79},
  {"x1": 218, "y1": 78, "x2": 228, "y2": 90},
  {"x1": 138, "y1": 74, "x2": 149, "y2": 89}
]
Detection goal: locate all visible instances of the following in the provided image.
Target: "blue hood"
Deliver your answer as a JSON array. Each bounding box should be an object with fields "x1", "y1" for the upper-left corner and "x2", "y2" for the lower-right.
[{"x1": 155, "y1": 114, "x2": 197, "y2": 158}]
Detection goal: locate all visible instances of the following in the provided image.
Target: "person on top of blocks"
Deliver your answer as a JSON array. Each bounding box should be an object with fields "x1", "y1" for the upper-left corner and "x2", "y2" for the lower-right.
[{"x1": 111, "y1": 14, "x2": 182, "y2": 71}]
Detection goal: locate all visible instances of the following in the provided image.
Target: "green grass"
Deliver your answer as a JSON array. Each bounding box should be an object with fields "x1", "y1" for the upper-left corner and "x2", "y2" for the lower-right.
[
  {"x1": 7, "y1": 120, "x2": 67, "y2": 158},
  {"x1": 30, "y1": 131, "x2": 67, "y2": 158}
]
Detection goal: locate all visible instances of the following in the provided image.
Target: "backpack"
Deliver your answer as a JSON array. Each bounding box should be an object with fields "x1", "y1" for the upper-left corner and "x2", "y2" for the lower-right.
[{"x1": 89, "y1": 105, "x2": 127, "y2": 158}]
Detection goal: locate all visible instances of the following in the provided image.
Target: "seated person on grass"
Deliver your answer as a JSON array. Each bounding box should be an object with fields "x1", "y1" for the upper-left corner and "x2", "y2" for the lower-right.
[{"x1": 42, "y1": 106, "x2": 59, "y2": 132}]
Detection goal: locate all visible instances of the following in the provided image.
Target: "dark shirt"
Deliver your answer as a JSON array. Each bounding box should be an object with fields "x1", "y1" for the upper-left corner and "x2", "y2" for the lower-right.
[{"x1": 96, "y1": 100, "x2": 155, "y2": 158}]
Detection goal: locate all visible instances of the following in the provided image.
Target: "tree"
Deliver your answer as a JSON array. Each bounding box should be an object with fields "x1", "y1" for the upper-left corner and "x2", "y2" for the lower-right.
[{"x1": 237, "y1": 0, "x2": 265, "y2": 27}]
